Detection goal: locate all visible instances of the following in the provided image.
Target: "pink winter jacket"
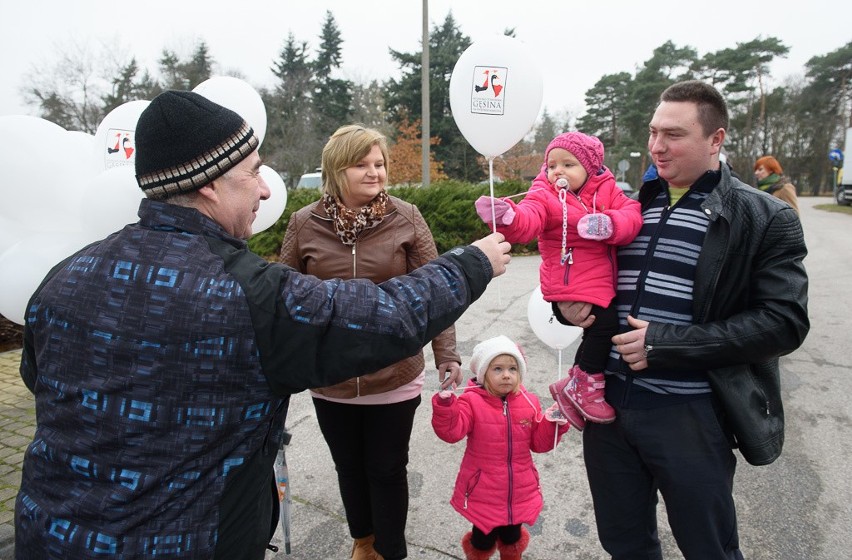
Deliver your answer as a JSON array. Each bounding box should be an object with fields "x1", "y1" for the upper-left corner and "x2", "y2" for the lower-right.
[
  {"x1": 496, "y1": 167, "x2": 642, "y2": 306},
  {"x1": 431, "y1": 380, "x2": 569, "y2": 533}
]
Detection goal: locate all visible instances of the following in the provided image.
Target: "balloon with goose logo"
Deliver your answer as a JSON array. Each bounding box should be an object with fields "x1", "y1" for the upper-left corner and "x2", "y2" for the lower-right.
[{"x1": 449, "y1": 35, "x2": 544, "y2": 159}]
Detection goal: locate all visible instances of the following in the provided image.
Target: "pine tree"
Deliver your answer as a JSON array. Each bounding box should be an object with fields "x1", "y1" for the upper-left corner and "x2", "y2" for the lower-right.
[
  {"x1": 385, "y1": 13, "x2": 478, "y2": 181},
  {"x1": 313, "y1": 11, "x2": 352, "y2": 138}
]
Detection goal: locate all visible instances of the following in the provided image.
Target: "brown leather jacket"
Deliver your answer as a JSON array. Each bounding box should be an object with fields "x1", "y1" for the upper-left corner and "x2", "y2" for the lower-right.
[{"x1": 278, "y1": 195, "x2": 460, "y2": 398}]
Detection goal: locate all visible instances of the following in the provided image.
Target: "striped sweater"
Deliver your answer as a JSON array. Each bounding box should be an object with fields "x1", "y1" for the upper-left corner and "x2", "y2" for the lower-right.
[{"x1": 605, "y1": 171, "x2": 720, "y2": 408}]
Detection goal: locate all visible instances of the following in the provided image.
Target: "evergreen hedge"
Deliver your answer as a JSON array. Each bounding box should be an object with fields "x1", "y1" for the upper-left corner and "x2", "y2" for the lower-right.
[{"x1": 248, "y1": 179, "x2": 539, "y2": 259}]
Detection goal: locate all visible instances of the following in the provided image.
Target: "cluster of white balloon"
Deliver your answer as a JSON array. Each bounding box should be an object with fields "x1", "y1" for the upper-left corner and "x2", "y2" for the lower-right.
[
  {"x1": 449, "y1": 35, "x2": 582, "y2": 353},
  {"x1": 0, "y1": 76, "x2": 287, "y2": 325}
]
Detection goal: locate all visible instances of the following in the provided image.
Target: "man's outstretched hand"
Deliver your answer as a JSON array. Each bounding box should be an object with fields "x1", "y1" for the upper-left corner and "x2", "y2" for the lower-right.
[{"x1": 471, "y1": 232, "x2": 512, "y2": 277}]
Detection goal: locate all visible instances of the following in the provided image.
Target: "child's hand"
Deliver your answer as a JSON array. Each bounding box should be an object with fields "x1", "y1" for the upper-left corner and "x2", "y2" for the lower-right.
[
  {"x1": 437, "y1": 389, "x2": 455, "y2": 402},
  {"x1": 475, "y1": 196, "x2": 515, "y2": 226},
  {"x1": 544, "y1": 403, "x2": 569, "y2": 425},
  {"x1": 577, "y1": 213, "x2": 613, "y2": 241}
]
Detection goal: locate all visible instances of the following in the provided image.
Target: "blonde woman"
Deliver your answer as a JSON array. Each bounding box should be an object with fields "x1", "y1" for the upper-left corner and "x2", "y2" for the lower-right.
[{"x1": 279, "y1": 124, "x2": 462, "y2": 560}]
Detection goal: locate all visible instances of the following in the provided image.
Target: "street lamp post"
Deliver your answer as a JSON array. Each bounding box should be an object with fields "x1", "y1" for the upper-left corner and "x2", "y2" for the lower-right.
[{"x1": 421, "y1": 0, "x2": 430, "y2": 187}]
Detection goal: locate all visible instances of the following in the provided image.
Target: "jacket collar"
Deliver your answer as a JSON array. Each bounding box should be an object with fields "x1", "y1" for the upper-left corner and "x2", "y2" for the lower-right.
[
  {"x1": 638, "y1": 163, "x2": 730, "y2": 221},
  {"x1": 137, "y1": 198, "x2": 246, "y2": 249},
  {"x1": 309, "y1": 194, "x2": 399, "y2": 220}
]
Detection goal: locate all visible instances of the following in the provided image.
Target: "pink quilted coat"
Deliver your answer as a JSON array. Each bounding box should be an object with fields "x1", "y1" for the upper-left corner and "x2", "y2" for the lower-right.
[
  {"x1": 431, "y1": 380, "x2": 569, "y2": 533},
  {"x1": 496, "y1": 167, "x2": 642, "y2": 306}
]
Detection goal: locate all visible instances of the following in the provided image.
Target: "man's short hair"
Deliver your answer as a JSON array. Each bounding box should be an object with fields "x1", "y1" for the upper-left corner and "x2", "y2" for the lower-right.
[{"x1": 660, "y1": 80, "x2": 729, "y2": 137}]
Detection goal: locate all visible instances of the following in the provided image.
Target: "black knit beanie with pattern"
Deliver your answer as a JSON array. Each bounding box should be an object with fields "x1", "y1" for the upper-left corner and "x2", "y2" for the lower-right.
[{"x1": 135, "y1": 90, "x2": 259, "y2": 199}]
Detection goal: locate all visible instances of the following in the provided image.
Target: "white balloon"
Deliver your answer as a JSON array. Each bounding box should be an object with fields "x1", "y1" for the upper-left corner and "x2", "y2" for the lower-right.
[
  {"x1": 193, "y1": 76, "x2": 267, "y2": 147},
  {"x1": 253, "y1": 166, "x2": 287, "y2": 234},
  {"x1": 0, "y1": 116, "x2": 89, "y2": 232},
  {"x1": 449, "y1": 35, "x2": 544, "y2": 158},
  {"x1": 0, "y1": 232, "x2": 96, "y2": 325},
  {"x1": 527, "y1": 285, "x2": 582, "y2": 350},
  {"x1": 80, "y1": 166, "x2": 144, "y2": 239},
  {"x1": 0, "y1": 215, "x2": 30, "y2": 256},
  {"x1": 65, "y1": 130, "x2": 100, "y2": 179},
  {"x1": 93, "y1": 100, "x2": 150, "y2": 172}
]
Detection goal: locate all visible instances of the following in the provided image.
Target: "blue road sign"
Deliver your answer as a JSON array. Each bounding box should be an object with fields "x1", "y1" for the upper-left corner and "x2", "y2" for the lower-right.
[{"x1": 829, "y1": 148, "x2": 843, "y2": 165}]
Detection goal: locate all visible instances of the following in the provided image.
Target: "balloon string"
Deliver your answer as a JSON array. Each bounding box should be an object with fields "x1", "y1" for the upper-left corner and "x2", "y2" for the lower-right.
[
  {"x1": 504, "y1": 189, "x2": 532, "y2": 199},
  {"x1": 501, "y1": 184, "x2": 548, "y2": 199},
  {"x1": 553, "y1": 347, "x2": 563, "y2": 454},
  {"x1": 488, "y1": 158, "x2": 502, "y2": 307},
  {"x1": 488, "y1": 158, "x2": 497, "y2": 234}
]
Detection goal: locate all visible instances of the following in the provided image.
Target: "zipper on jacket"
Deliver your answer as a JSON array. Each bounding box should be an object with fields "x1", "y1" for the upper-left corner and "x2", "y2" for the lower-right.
[
  {"x1": 503, "y1": 397, "x2": 514, "y2": 524},
  {"x1": 352, "y1": 242, "x2": 360, "y2": 396},
  {"x1": 261, "y1": 401, "x2": 288, "y2": 457},
  {"x1": 562, "y1": 248, "x2": 574, "y2": 285},
  {"x1": 570, "y1": 191, "x2": 590, "y2": 213},
  {"x1": 693, "y1": 205, "x2": 726, "y2": 326}
]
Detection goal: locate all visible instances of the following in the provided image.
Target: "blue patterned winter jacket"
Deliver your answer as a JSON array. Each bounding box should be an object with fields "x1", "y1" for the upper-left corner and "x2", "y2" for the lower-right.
[{"x1": 16, "y1": 198, "x2": 492, "y2": 559}]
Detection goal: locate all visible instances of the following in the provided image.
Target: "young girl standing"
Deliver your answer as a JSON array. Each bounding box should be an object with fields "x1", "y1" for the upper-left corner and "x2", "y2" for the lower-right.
[
  {"x1": 431, "y1": 335, "x2": 569, "y2": 559},
  {"x1": 474, "y1": 132, "x2": 642, "y2": 429}
]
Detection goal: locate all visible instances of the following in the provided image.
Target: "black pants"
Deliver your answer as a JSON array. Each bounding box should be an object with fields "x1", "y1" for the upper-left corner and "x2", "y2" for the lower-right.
[
  {"x1": 574, "y1": 302, "x2": 619, "y2": 372},
  {"x1": 471, "y1": 524, "x2": 521, "y2": 550},
  {"x1": 312, "y1": 395, "x2": 421, "y2": 560},
  {"x1": 583, "y1": 398, "x2": 744, "y2": 560}
]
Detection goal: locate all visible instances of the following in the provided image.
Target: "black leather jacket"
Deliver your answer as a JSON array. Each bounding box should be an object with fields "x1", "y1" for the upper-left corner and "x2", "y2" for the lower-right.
[{"x1": 640, "y1": 164, "x2": 809, "y2": 465}]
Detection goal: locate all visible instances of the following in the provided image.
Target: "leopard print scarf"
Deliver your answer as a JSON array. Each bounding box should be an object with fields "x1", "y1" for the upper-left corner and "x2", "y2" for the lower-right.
[{"x1": 321, "y1": 191, "x2": 389, "y2": 246}]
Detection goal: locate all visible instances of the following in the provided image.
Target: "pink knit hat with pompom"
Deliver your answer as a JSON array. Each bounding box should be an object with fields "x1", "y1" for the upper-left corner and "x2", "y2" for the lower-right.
[{"x1": 544, "y1": 131, "x2": 605, "y2": 177}]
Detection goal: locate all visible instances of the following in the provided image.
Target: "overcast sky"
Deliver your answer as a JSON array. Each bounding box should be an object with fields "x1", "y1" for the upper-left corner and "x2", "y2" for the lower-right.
[{"x1": 1, "y1": 0, "x2": 850, "y2": 122}]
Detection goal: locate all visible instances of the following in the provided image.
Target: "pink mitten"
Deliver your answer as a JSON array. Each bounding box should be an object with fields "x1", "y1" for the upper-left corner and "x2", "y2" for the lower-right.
[
  {"x1": 437, "y1": 389, "x2": 455, "y2": 402},
  {"x1": 544, "y1": 403, "x2": 569, "y2": 425},
  {"x1": 474, "y1": 196, "x2": 516, "y2": 226},
  {"x1": 577, "y1": 213, "x2": 613, "y2": 241}
]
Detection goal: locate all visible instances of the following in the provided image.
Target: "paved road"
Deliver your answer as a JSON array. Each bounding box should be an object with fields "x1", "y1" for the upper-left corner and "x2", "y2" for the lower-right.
[{"x1": 1, "y1": 196, "x2": 849, "y2": 559}]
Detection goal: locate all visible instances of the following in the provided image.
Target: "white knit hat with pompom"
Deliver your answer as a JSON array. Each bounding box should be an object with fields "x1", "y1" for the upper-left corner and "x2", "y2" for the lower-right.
[{"x1": 469, "y1": 335, "x2": 527, "y2": 385}]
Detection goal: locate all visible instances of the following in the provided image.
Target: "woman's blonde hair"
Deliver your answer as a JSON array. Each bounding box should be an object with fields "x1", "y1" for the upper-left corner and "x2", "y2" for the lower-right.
[{"x1": 321, "y1": 124, "x2": 389, "y2": 200}]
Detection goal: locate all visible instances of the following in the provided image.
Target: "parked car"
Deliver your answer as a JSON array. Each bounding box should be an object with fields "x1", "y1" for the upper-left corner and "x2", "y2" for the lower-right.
[
  {"x1": 615, "y1": 181, "x2": 634, "y2": 195},
  {"x1": 296, "y1": 170, "x2": 322, "y2": 189}
]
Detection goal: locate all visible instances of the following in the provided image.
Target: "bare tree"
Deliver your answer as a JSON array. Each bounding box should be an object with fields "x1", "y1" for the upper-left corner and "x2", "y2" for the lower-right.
[{"x1": 21, "y1": 39, "x2": 115, "y2": 132}]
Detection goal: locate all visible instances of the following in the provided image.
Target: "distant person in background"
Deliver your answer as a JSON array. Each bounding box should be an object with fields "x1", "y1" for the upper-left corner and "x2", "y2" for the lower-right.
[
  {"x1": 279, "y1": 124, "x2": 463, "y2": 560},
  {"x1": 642, "y1": 162, "x2": 658, "y2": 182},
  {"x1": 754, "y1": 155, "x2": 800, "y2": 215}
]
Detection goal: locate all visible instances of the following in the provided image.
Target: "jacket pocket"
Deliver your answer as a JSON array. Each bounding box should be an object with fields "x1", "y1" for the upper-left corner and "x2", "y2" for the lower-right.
[
  {"x1": 462, "y1": 470, "x2": 482, "y2": 510},
  {"x1": 707, "y1": 361, "x2": 784, "y2": 466}
]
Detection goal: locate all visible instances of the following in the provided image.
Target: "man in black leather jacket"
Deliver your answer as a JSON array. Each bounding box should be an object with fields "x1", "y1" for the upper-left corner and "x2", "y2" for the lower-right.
[{"x1": 555, "y1": 80, "x2": 808, "y2": 559}]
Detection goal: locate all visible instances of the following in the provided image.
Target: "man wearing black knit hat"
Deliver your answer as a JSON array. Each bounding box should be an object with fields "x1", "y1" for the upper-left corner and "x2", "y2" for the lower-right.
[{"x1": 15, "y1": 90, "x2": 512, "y2": 559}]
